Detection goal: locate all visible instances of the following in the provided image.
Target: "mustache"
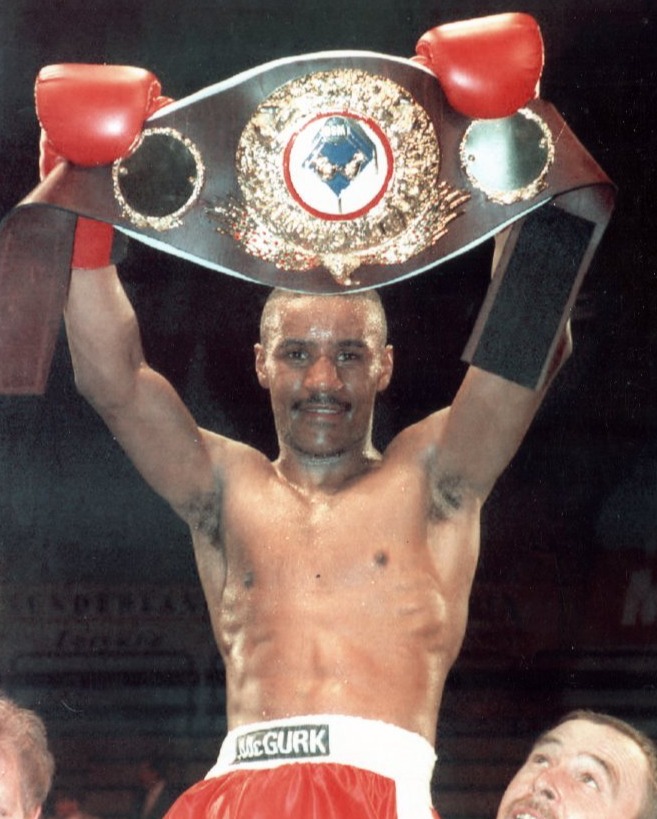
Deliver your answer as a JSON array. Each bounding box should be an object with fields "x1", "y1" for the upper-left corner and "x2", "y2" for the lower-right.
[
  {"x1": 507, "y1": 798, "x2": 557, "y2": 819},
  {"x1": 293, "y1": 393, "x2": 350, "y2": 411}
]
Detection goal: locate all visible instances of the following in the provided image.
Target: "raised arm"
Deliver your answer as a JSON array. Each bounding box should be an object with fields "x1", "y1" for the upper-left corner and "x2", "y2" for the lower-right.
[
  {"x1": 434, "y1": 222, "x2": 573, "y2": 499},
  {"x1": 395, "y1": 225, "x2": 573, "y2": 506},
  {"x1": 64, "y1": 264, "x2": 218, "y2": 516},
  {"x1": 37, "y1": 64, "x2": 224, "y2": 520},
  {"x1": 435, "y1": 324, "x2": 571, "y2": 502}
]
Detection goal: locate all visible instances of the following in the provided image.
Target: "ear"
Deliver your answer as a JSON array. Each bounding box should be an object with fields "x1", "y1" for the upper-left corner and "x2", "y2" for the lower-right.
[
  {"x1": 376, "y1": 344, "x2": 394, "y2": 392},
  {"x1": 254, "y1": 343, "x2": 269, "y2": 389}
]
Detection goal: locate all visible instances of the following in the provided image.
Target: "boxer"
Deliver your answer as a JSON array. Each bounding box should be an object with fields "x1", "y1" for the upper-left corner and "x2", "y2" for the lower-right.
[{"x1": 37, "y1": 14, "x2": 570, "y2": 819}]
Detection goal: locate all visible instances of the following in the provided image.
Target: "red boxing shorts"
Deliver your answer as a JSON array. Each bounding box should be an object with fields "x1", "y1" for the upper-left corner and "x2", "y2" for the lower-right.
[{"x1": 165, "y1": 714, "x2": 441, "y2": 819}]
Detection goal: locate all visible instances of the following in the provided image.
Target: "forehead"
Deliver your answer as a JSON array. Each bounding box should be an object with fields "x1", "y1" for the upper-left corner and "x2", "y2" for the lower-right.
[
  {"x1": 263, "y1": 295, "x2": 385, "y2": 344},
  {"x1": 539, "y1": 719, "x2": 642, "y2": 755},
  {"x1": 536, "y1": 719, "x2": 649, "y2": 795}
]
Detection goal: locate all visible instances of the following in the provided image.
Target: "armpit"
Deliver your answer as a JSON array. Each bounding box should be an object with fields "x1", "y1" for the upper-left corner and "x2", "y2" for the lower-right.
[
  {"x1": 178, "y1": 484, "x2": 224, "y2": 547},
  {"x1": 428, "y1": 472, "x2": 466, "y2": 521}
]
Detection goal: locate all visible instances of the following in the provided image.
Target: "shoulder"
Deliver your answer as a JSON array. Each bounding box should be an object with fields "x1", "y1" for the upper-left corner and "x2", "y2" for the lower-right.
[
  {"x1": 383, "y1": 408, "x2": 450, "y2": 464},
  {"x1": 201, "y1": 428, "x2": 269, "y2": 468},
  {"x1": 176, "y1": 430, "x2": 274, "y2": 532},
  {"x1": 383, "y1": 408, "x2": 480, "y2": 517}
]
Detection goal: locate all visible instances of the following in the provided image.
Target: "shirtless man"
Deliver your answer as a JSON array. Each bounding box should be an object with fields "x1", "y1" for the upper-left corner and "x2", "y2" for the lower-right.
[
  {"x1": 37, "y1": 26, "x2": 568, "y2": 817},
  {"x1": 497, "y1": 710, "x2": 657, "y2": 819},
  {"x1": 60, "y1": 249, "x2": 570, "y2": 819}
]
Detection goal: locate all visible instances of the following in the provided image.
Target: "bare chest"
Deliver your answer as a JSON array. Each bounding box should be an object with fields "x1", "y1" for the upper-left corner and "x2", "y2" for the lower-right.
[
  {"x1": 209, "y1": 465, "x2": 477, "y2": 618},
  {"x1": 226, "y1": 472, "x2": 428, "y2": 584}
]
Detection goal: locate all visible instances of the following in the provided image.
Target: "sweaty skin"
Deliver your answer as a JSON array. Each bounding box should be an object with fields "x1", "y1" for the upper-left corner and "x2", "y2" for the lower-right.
[{"x1": 64, "y1": 268, "x2": 569, "y2": 747}]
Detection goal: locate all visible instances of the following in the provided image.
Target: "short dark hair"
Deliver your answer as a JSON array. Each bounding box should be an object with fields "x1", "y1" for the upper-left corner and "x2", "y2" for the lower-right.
[
  {"x1": 553, "y1": 710, "x2": 657, "y2": 819},
  {"x1": 0, "y1": 693, "x2": 55, "y2": 814},
  {"x1": 259, "y1": 288, "x2": 388, "y2": 348}
]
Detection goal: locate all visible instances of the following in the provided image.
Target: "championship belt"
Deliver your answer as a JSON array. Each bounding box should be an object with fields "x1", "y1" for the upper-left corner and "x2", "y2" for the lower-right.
[{"x1": 0, "y1": 50, "x2": 615, "y2": 393}]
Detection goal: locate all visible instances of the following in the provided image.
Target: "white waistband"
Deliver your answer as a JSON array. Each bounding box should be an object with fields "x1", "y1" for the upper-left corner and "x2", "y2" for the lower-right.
[{"x1": 205, "y1": 714, "x2": 437, "y2": 818}]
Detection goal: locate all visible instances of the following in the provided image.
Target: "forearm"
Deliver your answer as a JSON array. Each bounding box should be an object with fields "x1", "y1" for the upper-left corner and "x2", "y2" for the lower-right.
[
  {"x1": 64, "y1": 265, "x2": 146, "y2": 410},
  {"x1": 437, "y1": 326, "x2": 572, "y2": 500},
  {"x1": 543, "y1": 320, "x2": 573, "y2": 391}
]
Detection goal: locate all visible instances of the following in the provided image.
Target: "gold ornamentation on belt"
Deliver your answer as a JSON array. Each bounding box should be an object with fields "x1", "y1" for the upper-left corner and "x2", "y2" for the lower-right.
[
  {"x1": 113, "y1": 127, "x2": 205, "y2": 231},
  {"x1": 209, "y1": 69, "x2": 469, "y2": 286}
]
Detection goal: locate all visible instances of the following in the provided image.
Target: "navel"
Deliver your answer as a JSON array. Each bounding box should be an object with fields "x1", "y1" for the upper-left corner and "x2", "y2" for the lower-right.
[{"x1": 243, "y1": 571, "x2": 255, "y2": 589}]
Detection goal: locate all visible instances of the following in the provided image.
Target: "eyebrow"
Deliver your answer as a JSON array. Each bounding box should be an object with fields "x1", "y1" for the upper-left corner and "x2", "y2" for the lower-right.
[
  {"x1": 277, "y1": 338, "x2": 369, "y2": 349},
  {"x1": 532, "y1": 735, "x2": 619, "y2": 793},
  {"x1": 277, "y1": 339, "x2": 307, "y2": 347},
  {"x1": 337, "y1": 339, "x2": 368, "y2": 349}
]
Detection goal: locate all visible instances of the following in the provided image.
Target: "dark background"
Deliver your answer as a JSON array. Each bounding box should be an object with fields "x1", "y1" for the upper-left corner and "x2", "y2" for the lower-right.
[{"x1": 0, "y1": 2, "x2": 656, "y2": 817}]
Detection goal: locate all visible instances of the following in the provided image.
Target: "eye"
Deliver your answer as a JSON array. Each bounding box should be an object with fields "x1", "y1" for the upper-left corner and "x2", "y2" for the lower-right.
[
  {"x1": 280, "y1": 347, "x2": 308, "y2": 362},
  {"x1": 578, "y1": 771, "x2": 600, "y2": 791},
  {"x1": 530, "y1": 753, "x2": 550, "y2": 766},
  {"x1": 337, "y1": 351, "x2": 361, "y2": 363}
]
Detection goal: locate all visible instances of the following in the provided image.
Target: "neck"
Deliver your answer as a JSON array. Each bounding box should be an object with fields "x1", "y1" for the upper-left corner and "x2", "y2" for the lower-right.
[{"x1": 275, "y1": 444, "x2": 381, "y2": 493}]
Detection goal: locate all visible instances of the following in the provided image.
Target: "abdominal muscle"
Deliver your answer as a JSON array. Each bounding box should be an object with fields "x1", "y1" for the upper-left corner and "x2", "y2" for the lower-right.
[
  {"x1": 213, "y1": 543, "x2": 468, "y2": 746},
  {"x1": 194, "y1": 451, "x2": 479, "y2": 747}
]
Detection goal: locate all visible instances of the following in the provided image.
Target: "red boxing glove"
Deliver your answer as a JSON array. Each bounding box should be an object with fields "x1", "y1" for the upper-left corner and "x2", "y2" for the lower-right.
[
  {"x1": 413, "y1": 12, "x2": 544, "y2": 119},
  {"x1": 36, "y1": 63, "x2": 172, "y2": 268}
]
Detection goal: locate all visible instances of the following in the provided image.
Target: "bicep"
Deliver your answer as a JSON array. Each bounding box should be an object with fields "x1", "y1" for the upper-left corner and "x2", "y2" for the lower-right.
[
  {"x1": 65, "y1": 266, "x2": 232, "y2": 520},
  {"x1": 400, "y1": 366, "x2": 543, "y2": 504},
  {"x1": 436, "y1": 366, "x2": 543, "y2": 499},
  {"x1": 95, "y1": 363, "x2": 221, "y2": 514}
]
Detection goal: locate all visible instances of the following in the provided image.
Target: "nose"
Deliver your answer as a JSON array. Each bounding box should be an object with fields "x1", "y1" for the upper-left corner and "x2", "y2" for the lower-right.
[
  {"x1": 303, "y1": 355, "x2": 342, "y2": 392},
  {"x1": 532, "y1": 768, "x2": 558, "y2": 802}
]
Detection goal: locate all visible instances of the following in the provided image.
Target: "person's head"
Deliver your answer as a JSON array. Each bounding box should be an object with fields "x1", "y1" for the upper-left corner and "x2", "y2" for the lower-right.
[
  {"x1": 0, "y1": 695, "x2": 54, "y2": 819},
  {"x1": 255, "y1": 288, "x2": 393, "y2": 460},
  {"x1": 496, "y1": 710, "x2": 657, "y2": 819}
]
